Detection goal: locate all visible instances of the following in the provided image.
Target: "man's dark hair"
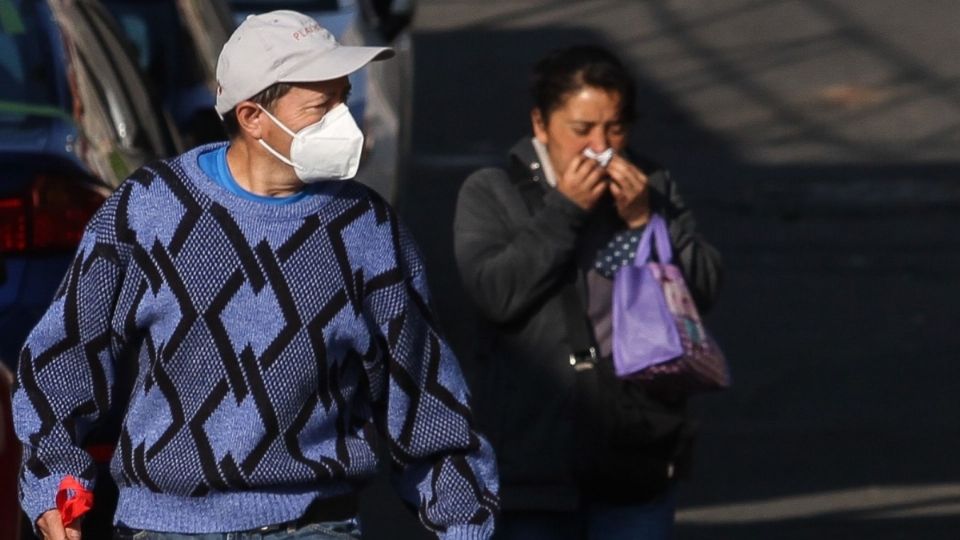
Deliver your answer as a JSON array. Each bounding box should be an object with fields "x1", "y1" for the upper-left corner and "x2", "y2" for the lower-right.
[
  {"x1": 530, "y1": 45, "x2": 637, "y2": 124},
  {"x1": 222, "y1": 82, "x2": 295, "y2": 139}
]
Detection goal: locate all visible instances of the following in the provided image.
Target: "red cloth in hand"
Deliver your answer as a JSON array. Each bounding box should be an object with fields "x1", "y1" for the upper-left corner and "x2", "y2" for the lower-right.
[{"x1": 55, "y1": 475, "x2": 93, "y2": 527}]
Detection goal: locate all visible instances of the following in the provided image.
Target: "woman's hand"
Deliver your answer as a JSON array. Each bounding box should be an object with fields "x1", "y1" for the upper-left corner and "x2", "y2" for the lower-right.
[
  {"x1": 555, "y1": 154, "x2": 607, "y2": 210},
  {"x1": 606, "y1": 154, "x2": 651, "y2": 228},
  {"x1": 37, "y1": 509, "x2": 82, "y2": 540}
]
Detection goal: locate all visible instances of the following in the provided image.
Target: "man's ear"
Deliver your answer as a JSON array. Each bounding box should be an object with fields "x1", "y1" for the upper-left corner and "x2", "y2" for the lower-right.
[
  {"x1": 531, "y1": 108, "x2": 548, "y2": 144},
  {"x1": 234, "y1": 101, "x2": 264, "y2": 139}
]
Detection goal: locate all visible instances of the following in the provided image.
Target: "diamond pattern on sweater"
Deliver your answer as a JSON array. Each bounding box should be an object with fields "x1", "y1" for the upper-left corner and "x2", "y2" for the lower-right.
[
  {"x1": 14, "y1": 147, "x2": 499, "y2": 535},
  {"x1": 128, "y1": 177, "x2": 187, "y2": 249},
  {"x1": 220, "y1": 282, "x2": 285, "y2": 357}
]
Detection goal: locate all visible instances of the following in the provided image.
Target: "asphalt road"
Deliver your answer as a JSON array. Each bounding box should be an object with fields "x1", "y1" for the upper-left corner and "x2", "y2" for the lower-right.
[{"x1": 359, "y1": 1, "x2": 960, "y2": 539}]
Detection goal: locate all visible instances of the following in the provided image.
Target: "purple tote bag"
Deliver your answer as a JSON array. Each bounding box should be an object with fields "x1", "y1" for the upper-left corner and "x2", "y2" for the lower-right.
[{"x1": 611, "y1": 214, "x2": 730, "y2": 394}]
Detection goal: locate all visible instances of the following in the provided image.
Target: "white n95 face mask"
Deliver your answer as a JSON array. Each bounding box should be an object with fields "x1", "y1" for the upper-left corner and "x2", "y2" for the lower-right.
[{"x1": 258, "y1": 103, "x2": 364, "y2": 182}]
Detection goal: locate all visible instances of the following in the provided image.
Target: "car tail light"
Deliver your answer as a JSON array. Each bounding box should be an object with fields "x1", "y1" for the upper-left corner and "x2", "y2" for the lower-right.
[
  {"x1": 0, "y1": 198, "x2": 27, "y2": 252},
  {"x1": 0, "y1": 174, "x2": 107, "y2": 254}
]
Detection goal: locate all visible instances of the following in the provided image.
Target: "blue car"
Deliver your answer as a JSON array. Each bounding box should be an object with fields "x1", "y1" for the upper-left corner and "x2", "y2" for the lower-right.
[{"x1": 0, "y1": 0, "x2": 179, "y2": 372}]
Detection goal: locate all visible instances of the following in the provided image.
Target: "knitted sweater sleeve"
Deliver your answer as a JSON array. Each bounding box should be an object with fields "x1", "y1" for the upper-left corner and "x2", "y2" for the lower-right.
[
  {"x1": 362, "y1": 214, "x2": 499, "y2": 540},
  {"x1": 13, "y1": 187, "x2": 129, "y2": 526}
]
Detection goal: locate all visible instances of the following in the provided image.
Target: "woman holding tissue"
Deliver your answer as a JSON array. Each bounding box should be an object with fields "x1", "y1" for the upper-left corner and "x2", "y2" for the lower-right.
[{"x1": 453, "y1": 45, "x2": 723, "y2": 539}]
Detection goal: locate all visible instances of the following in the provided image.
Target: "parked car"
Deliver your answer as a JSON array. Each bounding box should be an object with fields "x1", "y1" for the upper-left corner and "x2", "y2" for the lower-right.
[
  {"x1": 0, "y1": 0, "x2": 180, "y2": 371},
  {"x1": 2, "y1": 0, "x2": 180, "y2": 533},
  {"x1": 102, "y1": 0, "x2": 236, "y2": 147}
]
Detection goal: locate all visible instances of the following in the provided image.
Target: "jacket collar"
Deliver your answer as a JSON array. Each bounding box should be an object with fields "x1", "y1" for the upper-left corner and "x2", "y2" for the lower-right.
[{"x1": 507, "y1": 138, "x2": 551, "y2": 186}]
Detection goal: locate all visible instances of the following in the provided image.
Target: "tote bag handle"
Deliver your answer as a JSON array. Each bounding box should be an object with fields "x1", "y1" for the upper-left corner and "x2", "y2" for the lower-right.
[{"x1": 633, "y1": 214, "x2": 672, "y2": 266}]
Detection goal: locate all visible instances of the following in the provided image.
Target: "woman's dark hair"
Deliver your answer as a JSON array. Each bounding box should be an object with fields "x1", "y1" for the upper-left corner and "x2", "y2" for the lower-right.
[
  {"x1": 222, "y1": 82, "x2": 294, "y2": 139},
  {"x1": 530, "y1": 45, "x2": 636, "y2": 123}
]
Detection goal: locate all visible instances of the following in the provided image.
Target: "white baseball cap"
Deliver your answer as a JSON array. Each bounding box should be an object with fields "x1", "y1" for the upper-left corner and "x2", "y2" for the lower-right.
[{"x1": 215, "y1": 10, "x2": 394, "y2": 115}]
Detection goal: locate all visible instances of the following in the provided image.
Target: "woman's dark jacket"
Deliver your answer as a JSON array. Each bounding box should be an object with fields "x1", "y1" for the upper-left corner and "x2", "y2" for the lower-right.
[{"x1": 453, "y1": 138, "x2": 723, "y2": 511}]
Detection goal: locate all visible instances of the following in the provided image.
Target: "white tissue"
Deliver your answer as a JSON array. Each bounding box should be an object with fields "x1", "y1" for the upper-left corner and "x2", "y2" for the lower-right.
[{"x1": 582, "y1": 147, "x2": 614, "y2": 167}]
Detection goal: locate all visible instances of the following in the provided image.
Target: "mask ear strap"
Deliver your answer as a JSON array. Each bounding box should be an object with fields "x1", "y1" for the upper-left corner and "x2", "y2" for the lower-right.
[
  {"x1": 256, "y1": 105, "x2": 301, "y2": 170},
  {"x1": 258, "y1": 105, "x2": 297, "y2": 138},
  {"x1": 258, "y1": 138, "x2": 300, "y2": 170}
]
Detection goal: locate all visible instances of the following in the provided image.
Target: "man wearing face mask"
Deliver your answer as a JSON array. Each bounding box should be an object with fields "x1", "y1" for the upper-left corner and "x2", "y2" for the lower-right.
[{"x1": 13, "y1": 10, "x2": 499, "y2": 540}]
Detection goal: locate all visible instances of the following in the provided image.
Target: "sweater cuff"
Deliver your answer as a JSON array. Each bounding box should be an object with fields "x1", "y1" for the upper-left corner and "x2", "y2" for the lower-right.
[
  {"x1": 20, "y1": 473, "x2": 95, "y2": 532},
  {"x1": 438, "y1": 525, "x2": 494, "y2": 540}
]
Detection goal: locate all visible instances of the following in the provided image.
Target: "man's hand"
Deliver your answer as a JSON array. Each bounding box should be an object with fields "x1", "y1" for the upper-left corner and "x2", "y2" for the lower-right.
[
  {"x1": 37, "y1": 509, "x2": 82, "y2": 540},
  {"x1": 555, "y1": 154, "x2": 607, "y2": 210},
  {"x1": 606, "y1": 154, "x2": 651, "y2": 228}
]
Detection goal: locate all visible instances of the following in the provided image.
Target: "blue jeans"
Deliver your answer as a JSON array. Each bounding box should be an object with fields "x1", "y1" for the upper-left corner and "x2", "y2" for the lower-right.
[
  {"x1": 494, "y1": 487, "x2": 677, "y2": 540},
  {"x1": 113, "y1": 519, "x2": 361, "y2": 540}
]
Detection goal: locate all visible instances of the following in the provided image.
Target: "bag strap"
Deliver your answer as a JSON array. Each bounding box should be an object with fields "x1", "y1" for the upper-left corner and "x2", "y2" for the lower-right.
[
  {"x1": 633, "y1": 214, "x2": 672, "y2": 266},
  {"x1": 560, "y1": 274, "x2": 596, "y2": 358},
  {"x1": 506, "y1": 164, "x2": 596, "y2": 357}
]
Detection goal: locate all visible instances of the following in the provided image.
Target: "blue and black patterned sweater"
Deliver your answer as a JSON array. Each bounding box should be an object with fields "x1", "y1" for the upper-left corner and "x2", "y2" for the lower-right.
[{"x1": 13, "y1": 144, "x2": 499, "y2": 538}]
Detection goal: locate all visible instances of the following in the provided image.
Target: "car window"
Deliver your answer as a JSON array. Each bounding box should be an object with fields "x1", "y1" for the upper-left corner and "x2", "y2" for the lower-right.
[
  {"x1": 45, "y1": 0, "x2": 177, "y2": 185},
  {"x1": 176, "y1": 0, "x2": 234, "y2": 87},
  {"x1": 101, "y1": 0, "x2": 206, "y2": 96},
  {"x1": 71, "y1": 47, "x2": 134, "y2": 185},
  {"x1": 78, "y1": 0, "x2": 175, "y2": 158},
  {"x1": 0, "y1": 0, "x2": 63, "y2": 125},
  {"x1": 56, "y1": 4, "x2": 137, "y2": 149}
]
